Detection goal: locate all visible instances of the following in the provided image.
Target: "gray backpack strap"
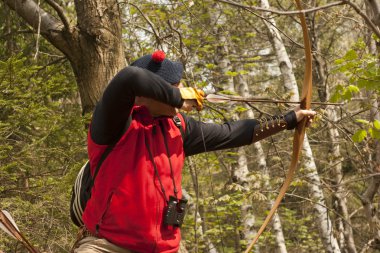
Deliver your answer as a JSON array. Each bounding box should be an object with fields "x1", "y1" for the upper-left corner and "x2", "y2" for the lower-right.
[{"x1": 173, "y1": 115, "x2": 185, "y2": 140}]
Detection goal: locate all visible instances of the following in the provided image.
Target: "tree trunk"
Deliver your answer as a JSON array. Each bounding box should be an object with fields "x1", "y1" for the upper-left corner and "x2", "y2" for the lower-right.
[
  {"x1": 327, "y1": 107, "x2": 357, "y2": 253},
  {"x1": 210, "y1": 7, "x2": 249, "y2": 251},
  {"x1": 3, "y1": 0, "x2": 126, "y2": 113},
  {"x1": 210, "y1": 3, "x2": 234, "y2": 92},
  {"x1": 310, "y1": 14, "x2": 357, "y2": 253},
  {"x1": 366, "y1": 0, "x2": 380, "y2": 26},
  {"x1": 362, "y1": 72, "x2": 380, "y2": 252},
  {"x1": 182, "y1": 188, "x2": 218, "y2": 253},
  {"x1": 187, "y1": 158, "x2": 219, "y2": 253},
  {"x1": 235, "y1": 51, "x2": 287, "y2": 253},
  {"x1": 3, "y1": 4, "x2": 15, "y2": 57},
  {"x1": 72, "y1": 0, "x2": 125, "y2": 113},
  {"x1": 362, "y1": 4, "x2": 380, "y2": 250}
]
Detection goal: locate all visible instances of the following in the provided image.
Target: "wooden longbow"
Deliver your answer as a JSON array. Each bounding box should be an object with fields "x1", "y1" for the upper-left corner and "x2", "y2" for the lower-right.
[{"x1": 244, "y1": 0, "x2": 313, "y2": 252}]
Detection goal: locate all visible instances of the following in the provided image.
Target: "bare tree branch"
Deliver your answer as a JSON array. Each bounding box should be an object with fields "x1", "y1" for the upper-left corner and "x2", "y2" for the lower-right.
[
  {"x1": 3, "y1": 0, "x2": 74, "y2": 59},
  {"x1": 167, "y1": 20, "x2": 186, "y2": 66},
  {"x1": 44, "y1": 0, "x2": 71, "y2": 32},
  {"x1": 4, "y1": 0, "x2": 62, "y2": 36},
  {"x1": 366, "y1": 0, "x2": 380, "y2": 26},
  {"x1": 214, "y1": 0, "x2": 305, "y2": 49},
  {"x1": 215, "y1": 0, "x2": 345, "y2": 16},
  {"x1": 34, "y1": 0, "x2": 41, "y2": 59},
  {"x1": 216, "y1": 0, "x2": 380, "y2": 39},
  {"x1": 343, "y1": 0, "x2": 380, "y2": 38},
  {"x1": 129, "y1": 3, "x2": 162, "y2": 47}
]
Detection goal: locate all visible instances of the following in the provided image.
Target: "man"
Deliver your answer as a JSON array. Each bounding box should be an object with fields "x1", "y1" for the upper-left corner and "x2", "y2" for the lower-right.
[{"x1": 72, "y1": 50, "x2": 316, "y2": 253}]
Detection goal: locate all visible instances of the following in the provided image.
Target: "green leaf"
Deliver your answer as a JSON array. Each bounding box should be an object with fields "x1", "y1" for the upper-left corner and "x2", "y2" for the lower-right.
[
  {"x1": 246, "y1": 32, "x2": 256, "y2": 38},
  {"x1": 352, "y1": 129, "x2": 367, "y2": 142},
  {"x1": 205, "y1": 63, "x2": 216, "y2": 70},
  {"x1": 344, "y1": 49, "x2": 358, "y2": 61},
  {"x1": 356, "y1": 119, "x2": 370, "y2": 125},
  {"x1": 225, "y1": 71, "x2": 238, "y2": 77},
  {"x1": 244, "y1": 63, "x2": 258, "y2": 69},
  {"x1": 291, "y1": 179, "x2": 303, "y2": 187},
  {"x1": 330, "y1": 84, "x2": 344, "y2": 102},
  {"x1": 373, "y1": 129, "x2": 380, "y2": 139},
  {"x1": 330, "y1": 91, "x2": 341, "y2": 103},
  {"x1": 357, "y1": 78, "x2": 380, "y2": 90},
  {"x1": 374, "y1": 120, "x2": 380, "y2": 130},
  {"x1": 347, "y1": 85, "x2": 360, "y2": 94}
]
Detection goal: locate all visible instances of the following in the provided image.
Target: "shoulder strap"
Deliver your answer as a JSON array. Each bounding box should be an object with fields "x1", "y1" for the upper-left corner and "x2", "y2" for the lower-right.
[
  {"x1": 92, "y1": 115, "x2": 132, "y2": 182},
  {"x1": 173, "y1": 114, "x2": 186, "y2": 140}
]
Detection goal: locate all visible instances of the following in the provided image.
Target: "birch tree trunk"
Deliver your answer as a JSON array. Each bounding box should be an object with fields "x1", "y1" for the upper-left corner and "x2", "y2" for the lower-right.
[
  {"x1": 260, "y1": 0, "x2": 341, "y2": 252},
  {"x1": 327, "y1": 108, "x2": 357, "y2": 253},
  {"x1": 361, "y1": 94, "x2": 380, "y2": 249},
  {"x1": 360, "y1": 4, "x2": 380, "y2": 250},
  {"x1": 310, "y1": 14, "x2": 357, "y2": 253},
  {"x1": 182, "y1": 188, "x2": 218, "y2": 253},
  {"x1": 209, "y1": 6, "x2": 256, "y2": 251},
  {"x1": 187, "y1": 158, "x2": 219, "y2": 253},
  {"x1": 234, "y1": 52, "x2": 288, "y2": 253},
  {"x1": 3, "y1": 0, "x2": 125, "y2": 113}
]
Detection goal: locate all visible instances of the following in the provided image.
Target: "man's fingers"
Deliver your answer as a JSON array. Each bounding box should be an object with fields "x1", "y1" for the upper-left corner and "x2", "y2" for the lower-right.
[{"x1": 179, "y1": 87, "x2": 205, "y2": 110}]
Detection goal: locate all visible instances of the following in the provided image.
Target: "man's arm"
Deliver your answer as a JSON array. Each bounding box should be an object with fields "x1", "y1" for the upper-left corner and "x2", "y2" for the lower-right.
[
  {"x1": 182, "y1": 112, "x2": 297, "y2": 156},
  {"x1": 90, "y1": 66, "x2": 183, "y2": 145}
]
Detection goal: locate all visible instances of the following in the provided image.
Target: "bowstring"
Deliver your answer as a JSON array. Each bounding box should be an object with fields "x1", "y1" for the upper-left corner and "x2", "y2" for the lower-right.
[{"x1": 197, "y1": 110, "x2": 226, "y2": 253}]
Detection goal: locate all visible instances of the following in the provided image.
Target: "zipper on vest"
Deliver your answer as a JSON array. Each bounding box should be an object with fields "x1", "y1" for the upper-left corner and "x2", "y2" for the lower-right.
[{"x1": 96, "y1": 191, "x2": 114, "y2": 235}]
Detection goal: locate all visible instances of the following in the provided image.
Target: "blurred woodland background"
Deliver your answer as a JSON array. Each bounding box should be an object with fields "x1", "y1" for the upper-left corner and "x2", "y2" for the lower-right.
[{"x1": 0, "y1": 0, "x2": 380, "y2": 252}]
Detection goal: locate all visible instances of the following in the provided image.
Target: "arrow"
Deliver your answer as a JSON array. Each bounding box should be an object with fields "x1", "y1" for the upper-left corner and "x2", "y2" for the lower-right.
[
  {"x1": 0, "y1": 210, "x2": 40, "y2": 253},
  {"x1": 0, "y1": 210, "x2": 19, "y2": 239},
  {"x1": 206, "y1": 93, "x2": 343, "y2": 106}
]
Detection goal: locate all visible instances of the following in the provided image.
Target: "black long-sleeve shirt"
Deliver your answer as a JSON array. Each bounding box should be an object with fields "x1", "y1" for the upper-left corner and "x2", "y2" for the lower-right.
[{"x1": 90, "y1": 66, "x2": 294, "y2": 156}]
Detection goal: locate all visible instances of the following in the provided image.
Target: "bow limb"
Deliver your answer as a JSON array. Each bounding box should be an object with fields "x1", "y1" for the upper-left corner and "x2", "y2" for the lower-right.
[{"x1": 244, "y1": 0, "x2": 312, "y2": 252}]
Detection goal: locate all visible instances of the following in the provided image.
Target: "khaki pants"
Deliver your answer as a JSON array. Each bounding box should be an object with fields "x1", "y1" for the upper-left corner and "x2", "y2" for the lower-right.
[{"x1": 73, "y1": 236, "x2": 136, "y2": 253}]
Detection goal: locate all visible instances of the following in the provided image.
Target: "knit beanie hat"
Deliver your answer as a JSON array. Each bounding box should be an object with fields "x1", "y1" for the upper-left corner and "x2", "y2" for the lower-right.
[{"x1": 131, "y1": 50, "x2": 183, "y2": 85}]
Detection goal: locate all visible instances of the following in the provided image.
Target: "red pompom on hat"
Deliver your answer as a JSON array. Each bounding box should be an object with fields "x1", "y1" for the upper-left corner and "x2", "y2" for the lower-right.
[{"x1": 152, "y1": 50, "x2": 166, "y2": 63}]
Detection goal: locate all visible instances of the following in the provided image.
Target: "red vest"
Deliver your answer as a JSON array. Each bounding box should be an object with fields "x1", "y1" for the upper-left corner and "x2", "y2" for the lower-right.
[{"x1": 83, "y1": 106, "x2": 185, "y2": 253}]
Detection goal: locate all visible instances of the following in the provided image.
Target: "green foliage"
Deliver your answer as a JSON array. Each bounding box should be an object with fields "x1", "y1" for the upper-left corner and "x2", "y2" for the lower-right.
[
  {"x1": 332, "y1": 39, "x2": 380, "y2": 142},
  {"x1": 352, "y1": 119, "x2": 380, "y2": 142},
  {"x1": 269, "y1": 207, "x2": 322, "y2": 252},
  {"x1": 0, "y1": 55, "x2": 86, "y2": 252},
  {"x1": 332, "y1": 39, "x2": 380, "y2": 97},
  {"x1": 225, "y1": 71, "x2": 239, "y2": 77}
]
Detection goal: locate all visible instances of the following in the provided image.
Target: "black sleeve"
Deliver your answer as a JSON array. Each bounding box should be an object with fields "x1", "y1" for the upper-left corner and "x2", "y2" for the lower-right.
[
  {"x1": 182, "y1": 114, "x2": 259, "y2": 156},
  {"x1": 91, "y1": 66, "x2": 183, "y2": 145},
  {"x1": 182, "y1": 111, "x2": 298, "y2": 156}
]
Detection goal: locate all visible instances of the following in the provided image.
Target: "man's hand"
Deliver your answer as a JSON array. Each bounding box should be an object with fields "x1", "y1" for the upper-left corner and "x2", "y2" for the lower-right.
[
  {"x1": 181, "y1": 99, "x2": 199, "y2": 112},
  {"x1": 179, "y1": 87, "x2": 205, "y2": 111},
  {"x1": 293, "y1": 106, "x2": 317, "y2": 127}
]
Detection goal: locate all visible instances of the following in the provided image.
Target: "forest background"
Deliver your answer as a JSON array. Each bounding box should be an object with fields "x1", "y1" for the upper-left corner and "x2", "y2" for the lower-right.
[{"x1": 0, "y1": 0, "x2": 380, "y2": 252}]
